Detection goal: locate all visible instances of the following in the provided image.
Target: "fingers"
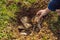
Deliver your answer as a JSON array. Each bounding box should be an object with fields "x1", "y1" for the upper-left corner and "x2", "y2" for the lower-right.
[
  {"x1": 36, "y1": 10, "x2": 45, "y2": 19},
  {"x1": 36, "y1": 10, "x2": 42, "y2": 15},
  {"x1": 36, "y1": 10, "x2": 43, "y2": 19},
  {"x1": 39, "y1": 14, "x2": 43, "y2": 19}
]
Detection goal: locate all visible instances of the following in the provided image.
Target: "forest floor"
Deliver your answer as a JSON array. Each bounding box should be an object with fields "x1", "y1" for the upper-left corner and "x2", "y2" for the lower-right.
[
  {"x1": 0, "y1": 0, "x2": 60, "y2": 40},
  {"x1": 4, "y1": 13, "x2": 60, "y2": 40},
  {"x1": 6, "y1": 21, "x2": 60, "y2": 40}
]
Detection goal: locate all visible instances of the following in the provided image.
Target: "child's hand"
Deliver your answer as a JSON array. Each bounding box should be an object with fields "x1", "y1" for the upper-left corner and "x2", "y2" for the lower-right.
[
  {"x1": 36, "y1": 8, "x2": 51, "y2": 19},
  {"x1": 36, "y1": 9, "x2": 48, "y2": 19}
]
